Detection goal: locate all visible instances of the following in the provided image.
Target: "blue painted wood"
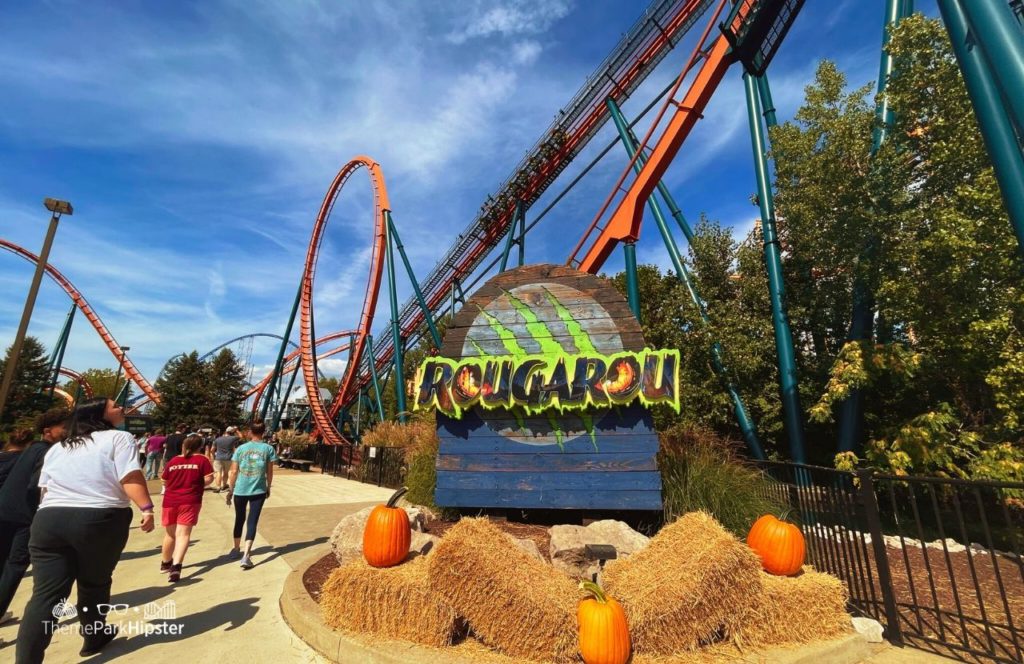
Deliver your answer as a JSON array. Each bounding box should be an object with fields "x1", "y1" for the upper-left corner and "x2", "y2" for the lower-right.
[
  {"x1": 436, "y1": 470, "x2": 661, "y2": 491},
  {"x1": 438, "y1": 436, "x2": 658, "y2": 455},
  {"x1": 435, "y1": 488, "x2": 663, "y2": 510},
  {"x1": 436, "y1": 452, "x2": 657, "y2": 472}
]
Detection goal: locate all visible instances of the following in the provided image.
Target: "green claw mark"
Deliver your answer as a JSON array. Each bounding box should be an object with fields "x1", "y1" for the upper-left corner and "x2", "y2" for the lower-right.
[
  {"x1": 542, "y1": 287, "x2": 597, "y2": 354},
  {"x1": 476, "y1": 306, "x2": 526, "y2": 356},
  {"x1": 579, "y1": 412, "x2": 597, "y2": 450},
  {"x1": 511, "y1": 407, "x2": 527, "y2": 434},
  {"x1": 546, "y1": 410, "x2": 565, "y2": 449},
  {"x1": 503, "y1": 289, "x2": 565, "y2": 355},
  {"x1": 468, "y1": 338, "x2": 487, "y2": 357}
]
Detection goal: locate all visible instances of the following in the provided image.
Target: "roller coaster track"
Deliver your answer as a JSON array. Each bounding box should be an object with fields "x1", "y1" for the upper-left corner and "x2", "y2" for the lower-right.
[
  {"x1": 247, "y1": 331, "x2": 354, "y2": 414},
  {"x1": 0, "y1": 238, "x2": 160, "y2": 405},
  {"x1": 58, "y1": 367, "x2": 94, "y2": 399},
  {"x1": 306, "y1": 0, "x2": 718, "y2": 423}
]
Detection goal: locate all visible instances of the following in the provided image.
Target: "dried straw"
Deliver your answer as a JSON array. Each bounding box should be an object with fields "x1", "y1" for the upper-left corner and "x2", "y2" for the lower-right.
[
  {"x1": 427, "y1": 517, "x2": 578, "y2": 663},
  {"x1": 602, "y1": 511, "x2": 763, "y2": 655},
  {"x1": 320, "y1": 556, "x2": 460, "y2": 647},
  {"x1": 733, "y1": 568, "x2": 851, "y2": 647}
]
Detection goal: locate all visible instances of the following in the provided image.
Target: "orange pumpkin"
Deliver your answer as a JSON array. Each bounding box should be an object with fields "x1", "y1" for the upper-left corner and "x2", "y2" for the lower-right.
[
  {"x1": 747, "y1": 511, "x2": 805, "y2": 576},
  {"x1": 578, "y1": 580, "x2": 631, "y2": 664},
  {"x1": 362, "y1": 486, "x2": 411, "y2": 568}
]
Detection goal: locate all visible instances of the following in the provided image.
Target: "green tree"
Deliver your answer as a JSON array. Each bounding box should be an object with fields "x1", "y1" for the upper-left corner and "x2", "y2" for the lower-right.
[
  {"x1": 152, "y1": 351, "x2": 208, "y2": 430},
  {"x1": 200, "y1": 349, "x2": 247, "y2": 430},
  {"x1": 62, "y1": 367, "x2": 134, "y2": 402},
  {"x1": 0, "y1": 336, "x2": 55, "y2": 428}
]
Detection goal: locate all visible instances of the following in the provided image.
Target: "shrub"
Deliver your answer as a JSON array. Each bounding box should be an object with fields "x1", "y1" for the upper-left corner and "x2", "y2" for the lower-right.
[
  {"x1": 658, "y1": 424, "x2": 785, "y2": 537},
  {"x1": 362, "y1": 420, "x2": 441, "y2": 509},
  {"x1": 275, "y1": 429, "x2": 313, "y2": 458}
]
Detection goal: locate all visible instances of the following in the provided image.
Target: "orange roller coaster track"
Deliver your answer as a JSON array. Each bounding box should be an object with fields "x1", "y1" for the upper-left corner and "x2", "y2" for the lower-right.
[
  {"x1": 299, "y1": 157, "x2": 390, "y2": 446},
  {"x1": 0, "y1": 238, "x2": 160, "y2": 405},
  {"x1": 58, "y1": 367, "x2": 95, "y2": 399}
]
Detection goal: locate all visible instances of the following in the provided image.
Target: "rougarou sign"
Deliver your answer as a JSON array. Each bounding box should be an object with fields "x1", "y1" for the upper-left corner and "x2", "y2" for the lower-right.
[{"x1": 415, "y1": 264, "x2": 677, "y2": 511}]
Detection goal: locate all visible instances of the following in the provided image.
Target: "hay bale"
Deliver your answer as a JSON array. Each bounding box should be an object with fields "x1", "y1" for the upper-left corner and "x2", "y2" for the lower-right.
[
  {"x1": 427, "y1": 518, "x2": 578, "y2": 663},
  {"x1": 320, "y1": 556, "x2": 459, "y2": 647},
  {"x1": 602, "y1": 511, "x2": 763, "y2": 655},
  {"x1": 733, "y1": 568, "x2": 851, "y2": 647}
]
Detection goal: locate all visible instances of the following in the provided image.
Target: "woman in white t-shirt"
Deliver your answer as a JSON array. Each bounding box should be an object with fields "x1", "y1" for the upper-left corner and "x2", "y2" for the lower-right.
[{"x1": 15, "y1": 398, "x2": 155, "y2": 664}]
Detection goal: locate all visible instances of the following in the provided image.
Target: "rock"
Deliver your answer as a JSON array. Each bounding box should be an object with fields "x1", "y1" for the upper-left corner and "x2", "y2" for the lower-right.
[
  {"x1": 925, "y1": 538, "x2": 966, "y2": 553},
  {"x1": 549, "y1": 520, "x2": 649, "y2": 579},
  {"x1": 329, "y1": 505, "x2": 428, "y2": 564},
  {"x1": 884, "y1": 534, "x2": 911, "y2": 549},
  {"x1": 851, "y1": 617, "x2": 884, "y2": 643},
  {"x1": 396, "y1": 499, "x2": 434, "y2": 531},
  {"x1": 410, "y1": 531, "x2": 441, "y2": 558},
  {"x1": 510, "y1": 537, "x2": 545, "y2": 562}
]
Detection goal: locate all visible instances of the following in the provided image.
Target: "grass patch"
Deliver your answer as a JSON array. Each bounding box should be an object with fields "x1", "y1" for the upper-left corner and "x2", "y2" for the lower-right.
[{"x1": 658, "y1": 424, "x2": 785, "y2": 538}]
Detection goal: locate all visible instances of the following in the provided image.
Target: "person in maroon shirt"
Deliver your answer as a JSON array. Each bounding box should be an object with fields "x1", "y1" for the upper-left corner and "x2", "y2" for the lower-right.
[{"x1": 159, "y1": 434, "x2": 213, "y2": 582}]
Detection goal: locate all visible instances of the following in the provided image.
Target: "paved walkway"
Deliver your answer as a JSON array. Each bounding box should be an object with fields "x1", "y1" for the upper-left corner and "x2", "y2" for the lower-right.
[{"x1": 0, "y1": 469, "x2": 394, "y2": 663}]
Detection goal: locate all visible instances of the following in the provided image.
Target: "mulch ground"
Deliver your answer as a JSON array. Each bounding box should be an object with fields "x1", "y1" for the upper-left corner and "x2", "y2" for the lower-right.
[{"x1": 811, "y1": 533, "x2": 1024, "y2": 663}]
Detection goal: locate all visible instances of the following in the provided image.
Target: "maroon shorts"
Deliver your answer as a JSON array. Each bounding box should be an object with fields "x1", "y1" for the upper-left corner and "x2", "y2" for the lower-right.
[{"x1": 162, "y1": 503, "x2": 201, "y2": 527}]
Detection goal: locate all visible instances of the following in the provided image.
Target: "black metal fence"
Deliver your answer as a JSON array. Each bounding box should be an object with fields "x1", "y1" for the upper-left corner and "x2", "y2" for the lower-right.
[
  {"x1": 314, "y1": 443, "x2": 407, "y2": 489},
  {"x1": 757, "y1": 461, "x2": 1024, "y2": 664}
]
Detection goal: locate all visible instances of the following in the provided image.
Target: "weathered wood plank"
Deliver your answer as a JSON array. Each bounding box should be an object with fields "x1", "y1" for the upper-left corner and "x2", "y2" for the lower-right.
[
  {"x1": 436, "y1": 452, "x2": 658, "y2": 472},
  {"x1": 436, "y1": 470, "x2": 662, "y2": 491},
  {"x1": 435, "y1": 488, "x2": 663, "y2": 510},
  {"x1": 437, "y1": 435, "x2": 658, "y2": 455}
]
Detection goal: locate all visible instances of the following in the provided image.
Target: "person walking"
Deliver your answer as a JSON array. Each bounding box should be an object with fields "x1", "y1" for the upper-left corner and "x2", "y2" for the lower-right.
[
  {"x1": 144, "y1": 429, "x2": 166, "y2": 480},
  {"x1": 0, "y1": 410, "x2": 69, "y2": 625},
  {"x1": 225, "y1": 422, "x2": 276, "y2": 569},
  {"x1": 14, "y1": 398, "x2": 155, "y2": 663},
  {"x1": 210, "y1": 426, "x2": 239, "y2": 492},
  {"x1": 159, "y1": 434, "x2": 213, "y2": 582}
]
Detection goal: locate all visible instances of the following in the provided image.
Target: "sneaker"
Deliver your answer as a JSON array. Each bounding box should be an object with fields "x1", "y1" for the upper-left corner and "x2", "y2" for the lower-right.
[
  {"x1": 239, "y1": 556, "x2": 254, "y2": 570},
  {"x1": 159, "y1": 560, "x2": 173, "y2": 574},
  {"x1": 227, "y1": 548, "x2": 241, "y2": 561},
  {"x1": 79, "y1": 624, "x2": 118, "y2": 657},
  {"x1": 168, "y1": 564, "x2": 182, "y2": 583}
]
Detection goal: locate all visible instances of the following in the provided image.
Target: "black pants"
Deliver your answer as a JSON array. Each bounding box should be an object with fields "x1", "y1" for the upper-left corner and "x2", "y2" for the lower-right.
[
  {"x1": 15, "y1": 506, "x2": 131, "y2": 664},
  {"x1": 232, "y1": 493, "x2": 266, "y2": 542},
  {"x1": 0, "y1": 519, "x2": 31, "y2": 615}
]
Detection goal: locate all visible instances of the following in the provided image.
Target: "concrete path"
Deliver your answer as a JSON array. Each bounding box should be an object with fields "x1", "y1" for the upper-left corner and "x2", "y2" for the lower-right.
[{"x1": 0, "y1": 469, "x2": 394, "y2": 663}]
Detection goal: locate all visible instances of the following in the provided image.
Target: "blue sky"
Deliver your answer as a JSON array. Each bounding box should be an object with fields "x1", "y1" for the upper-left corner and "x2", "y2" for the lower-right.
[{"x1": 0, "y1": 0, "x2": 939, "y2": 390}]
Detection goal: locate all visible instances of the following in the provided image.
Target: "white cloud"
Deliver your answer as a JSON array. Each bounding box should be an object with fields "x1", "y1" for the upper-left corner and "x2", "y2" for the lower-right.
[
  {"x1": 512, "y1": 40, "x2": 543, "y2": 66},
  {"x1": 446, "y1": 0, "x2": 572, "y2": 44}
]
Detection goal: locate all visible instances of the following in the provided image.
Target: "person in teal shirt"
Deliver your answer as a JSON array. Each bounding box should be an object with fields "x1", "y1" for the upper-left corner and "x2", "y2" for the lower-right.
[{"x1": 225, "y1": 422, "x2": 277, "y2": 569}]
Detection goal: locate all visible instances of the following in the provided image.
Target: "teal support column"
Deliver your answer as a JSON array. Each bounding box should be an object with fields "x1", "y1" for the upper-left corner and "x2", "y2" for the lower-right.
[
  {"x1": 838, "y1": 0, "x2": 911, "y2": 453},
  {"x1": 959, "y1": 0, "x2": 1024, "y2": 135},
  {"x1": 386, "y1": 212, "x2": 442, "y2": 349},
  {"x1": 940, "y1": 0, "x2": 1024, "y2": 260},
  {"x1": 384, "y1": 214, "x2": 407, "y2": 422},
  {"x1": 606, "y1": 98, "x2": 764, "y2": 458},
  {"x1": 755, "y1": 75, "x2": 778, "y2": 127},
  {"x1": 262, "y1": 282, "x2": 302, "y2": 420},
  {"x1": 622, "y1": 241, "x2": 642, "y2": 323},
  {"x1": 450, "y1": 278, "x2": 465, "y2": 316},
  {"x1": 500, "y1": 202, "x2": 527, "y2": 272},
  {"x1": 744, "y1": 72, "x2": 807, "y2": 463},
  {"x1": 365, "y1": 334, "x2": 386, "y2": 424},
  {"x1": 47, "y1": 303, "x2": 76, "y2": 397}
]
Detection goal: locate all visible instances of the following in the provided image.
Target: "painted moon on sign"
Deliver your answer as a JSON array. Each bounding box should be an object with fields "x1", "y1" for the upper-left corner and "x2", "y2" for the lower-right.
[{"x1": 460, "y1": 282, "x2": 621, "y2": 445}]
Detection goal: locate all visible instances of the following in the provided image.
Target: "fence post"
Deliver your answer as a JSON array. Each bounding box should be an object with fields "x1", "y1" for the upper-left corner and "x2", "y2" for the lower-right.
[{"x1": 857, "y1": 469, "x2": 904, "y2": 646}]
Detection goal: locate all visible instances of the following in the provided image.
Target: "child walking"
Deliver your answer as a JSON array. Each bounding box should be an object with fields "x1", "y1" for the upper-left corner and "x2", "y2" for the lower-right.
[{"x1": 160, "y1": 434, "x2": 213, "y2": 582}]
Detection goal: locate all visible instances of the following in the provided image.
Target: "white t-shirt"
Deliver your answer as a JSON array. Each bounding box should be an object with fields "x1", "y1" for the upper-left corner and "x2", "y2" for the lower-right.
[{"x1": 38, "y1": 429, "x2": 142, "y2": 509}]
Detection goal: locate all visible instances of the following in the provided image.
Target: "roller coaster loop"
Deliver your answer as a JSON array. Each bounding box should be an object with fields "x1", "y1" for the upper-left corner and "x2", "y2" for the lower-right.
[
  {"x1": 0, "y1": 237, "x2": 160, "y2": 405},
  {"x1": 57, "y1": 367, "x2": 94, "y2": 399},
  {"x1": 297, "y1": 156, "x2": 389, "y2": 446}
]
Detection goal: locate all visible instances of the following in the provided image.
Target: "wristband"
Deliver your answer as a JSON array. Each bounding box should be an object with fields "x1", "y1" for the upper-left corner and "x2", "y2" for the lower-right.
[{"x1": 140, "y1": 503, "x2": 154, "y2": 512}]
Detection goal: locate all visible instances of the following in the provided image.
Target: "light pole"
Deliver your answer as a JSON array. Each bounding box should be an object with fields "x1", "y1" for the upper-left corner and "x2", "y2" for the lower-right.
[
  {"x1": 0, "y1": 198, "x2": 73, "y2": 421},
  {"x1": 113, "y1": 345, "x2": 130, "y2": 403}
]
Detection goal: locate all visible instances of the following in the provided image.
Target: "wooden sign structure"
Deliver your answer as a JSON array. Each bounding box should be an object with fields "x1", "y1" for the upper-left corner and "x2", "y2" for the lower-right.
[{"x1": 418, "y1": 264, "x2": 669, "y2": 511}]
